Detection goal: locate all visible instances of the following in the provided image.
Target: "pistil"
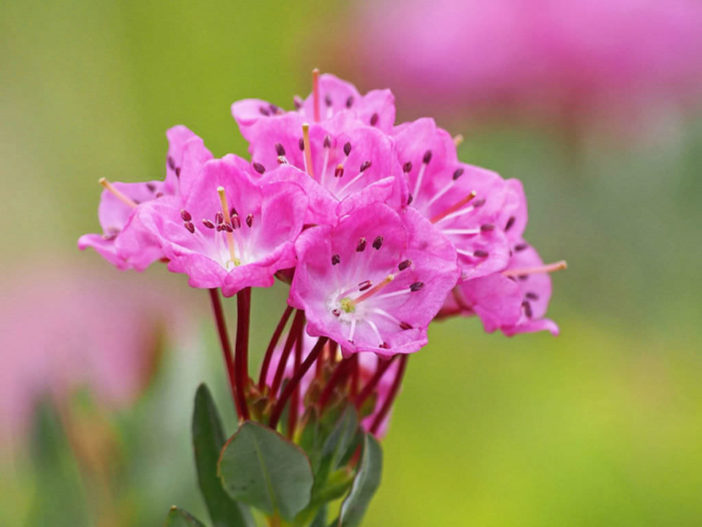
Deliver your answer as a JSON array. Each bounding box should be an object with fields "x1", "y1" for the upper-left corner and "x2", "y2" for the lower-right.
[
  {"x1": 503, "y1": 260, "x2": 567, "y2": 277},
  {"x1": 301, "y1": 123, "x2": 314, "y2": 177},
  {"x1": 98, "y1": 178, "x2": 138, "y2": 208},
  {"x1": 350, "y1": 274, "x2": 395, "y2": 305},
  {"x1": 431, "y1": 190, "x2": 477, "y2": 223},
  {"x1": 217, "y1": 186, "x2": 241, "y2": 267}
]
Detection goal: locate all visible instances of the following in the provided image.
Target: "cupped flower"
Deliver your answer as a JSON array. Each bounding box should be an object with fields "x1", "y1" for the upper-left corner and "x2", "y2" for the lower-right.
[
  {"x1": 290, "y1": 203, "x2": 459, "y2": 356},
  {"x1": 245, "y1": 112, "x2": 404, "y2": 224},
  {"x1": 448, "y1": 239, "x2": 563, "y2": 335},
  {"x1": 78, "y1": 126, "x2": 212, "y2": 270},
  {"x1": 232, "y1": 72, "x2": 396, "y2": 138},
  {"x1": 394, "y1": 118, "x2": 526, "y2": 280},
  {"x1": 137, "y1": 155, "x2": 308, "y2": 296}
]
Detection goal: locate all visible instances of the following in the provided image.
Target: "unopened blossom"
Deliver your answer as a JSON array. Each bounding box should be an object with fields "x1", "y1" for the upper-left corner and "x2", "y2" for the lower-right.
[
  {"x1": 394, "y1": 118, "x2": 526, "y2": 280},
  {"x1": 240, "y1": 112, "x2": 404, "y2": 224},
  {"x1": 78, "y1": 126, "x2": 212, "y2": 270},
  {"x1": 138, "y1": 155, "x2": 308, "y2": 296},
  {"x1": 290, "y1": 203, "x2": 459, "y2": 356},
  {"x1": 444, "y1": 239, "x2": 562, "y2": 335},
  {"x1": 232, "y1": 72, "x2": 396, "y2": 136},
  {"x1": 264, "y1": 331, "x2": 400, "y2": 437},
  {"x1": 353, "y1": 0, "x2": 702, "y2": 118}
]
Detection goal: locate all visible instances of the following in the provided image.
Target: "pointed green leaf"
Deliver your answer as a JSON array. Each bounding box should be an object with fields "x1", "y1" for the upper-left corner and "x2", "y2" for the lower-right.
[
  {"x1": 336, "y1": 434, "x2": 383, "y2": 527},
  {"x1": 164, "y1": 506, "x2": 207, "y2": 527},
  {"x1": 192, "y1": 384, "x2": 254, "y2": 527},
  {"x1": 310, "y1": 504, "x2": 328, "y2": 527},
  {"x1": 218, "y1": 421, "x2": 314, "y2": 521}
]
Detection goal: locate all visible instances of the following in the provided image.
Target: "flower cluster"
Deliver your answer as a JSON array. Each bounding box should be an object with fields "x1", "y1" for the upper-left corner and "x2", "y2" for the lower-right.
[{"x1": 80, "y1": 71, "x2": 564, "y2": 439}]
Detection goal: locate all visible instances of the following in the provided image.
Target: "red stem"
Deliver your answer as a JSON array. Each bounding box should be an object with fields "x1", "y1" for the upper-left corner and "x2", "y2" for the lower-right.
[
  {"x1": 258, "y1": 305, "x2": 294, "y2": 391},
  {"x1": 287, "y1": 333, "x2": 303, "y2": 438},
  {"x1": 270, "y1": 310, "x2": 305, "y2": 397},
  {"x1": 208, "y1": 288, "x2": 242, "y2": 417},
  {"x1": 234, "y1": 288, "x2": 251, "y2": 421},
  {"x1": 355, "y1": 356, "x2": 396, "y2": 409},
  {"x1": 269, "y1": 337, "x2": 328, "y2": 429},
  {"x1": 369, "y1": 354, "x2": 408, "y2": 435}
]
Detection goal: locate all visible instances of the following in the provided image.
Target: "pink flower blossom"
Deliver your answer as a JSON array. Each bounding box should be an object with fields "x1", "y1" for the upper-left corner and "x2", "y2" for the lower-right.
[
  {"x1": 394, "y1": 118, "x2": 527, "y2": 279},
  {"x1": 353, "y1": 0, "x2": 702, "y2": 117},
  {"x1": 232, "y1": 72, "x2": 396, "y2": 135},
  {"x1": 78, "y1": 126, "x2": 212, "y2": 270},
  {"x1": 443, "y1": 240, "x2": 562, "y2": 336},
  {"x1": 0, "y1": 262, "x2": 191, "y2": 448},
  {"x1": 137, "y1": 155, "x2": 308, "y2": 296},
  {"x1": 233, "y1": 109, "x2": 403, "y2": 224},
  {"x1": 289, "y1": 203, "x2": 459, "y2": 356}
]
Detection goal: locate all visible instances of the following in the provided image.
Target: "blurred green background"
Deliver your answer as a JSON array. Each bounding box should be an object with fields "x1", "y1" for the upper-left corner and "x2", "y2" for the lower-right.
[{"x1": 1, "y1": 1, "x2": 701, "y2": 526}]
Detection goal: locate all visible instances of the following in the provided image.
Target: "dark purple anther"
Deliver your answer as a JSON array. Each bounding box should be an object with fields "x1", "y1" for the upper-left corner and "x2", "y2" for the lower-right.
[
  {"x1": 246, "y1": 214, "x2": 253, "y2": 227},
  {"x1": 356, "y1": 237, "x2": 367, "y2": 252},
  {"x1": 298, "y1": 138, "x2": 305, "y2": 151},
  {"x1": 505, "y1": 216, "x2": 516, "y2": 231},
  {"x1": 514, "y1": 243, "x2": 528, "y2": 252},
  {"x1": 522, "y1": 300, "x2": 533, "y2": 318},
  {"x1": 167, "y1": 156, "x2": 176, "y2": 170},
  {"x1": 480, "y1": 224, "x2": 495, "y2": 232},
  {"x1": 399, "y1": 321, "x2": 413, "y2": 330},
  {"x1": 184, "y1": 222, "x2": 195, "y2": 234},
  {"x1": 372, "y1": 236, "x2": 383, "y2": 249},
  {"x1": 360, "y1": 160, "x2": 372, "y2": 172},
  {"x1": 452, "y1": 168, "x2": 465, "y2": 180},
  {"x1": 398, "y1": 259, "x2": 412, "y2": 271},
  {"x1": 323, "y1": 135, "x2": 331, "y2": 148},
  {"x1": 370, "y1": 113, "x2": 379, "y2": 126},
  {"x1": 275, "y1": 143, "x2": 286, "y2": 156},
  {"x1": 202, "y1": 219, "x2": 215, "y2": 229},
  {"x1": 343, "y1": 142, "x2": 352, "y2": 156},
  {"x1": 334, "y1": 165, "x2": 344, "y2": 178},
  {"x1": 259, "y1": 106, "x2": 270, "y2": 116},
  {"x1": 409, "y1": 281, "x2": 424, "y2": 292},
  {"x1": 253, "y1": 162, "x2": 265, "y2": 174},
  {"x1": 345, "y1": 96, "x2": 354, "y2": 108},
  {"x1": 358, "y1": 280, "x2": 372, "y2": 291},
  {"x1": 180, "y1": 209, "x2": 192, "y2": 222},
  {"x1": 473, "y1": 250, "x2": 489, "y2": 258},
  {"x1": 331, "y1": 254, "x2": 341, "y2": 265},
  {"x1": 422, "y1": 150, "x2": 433, "y2": 164}
]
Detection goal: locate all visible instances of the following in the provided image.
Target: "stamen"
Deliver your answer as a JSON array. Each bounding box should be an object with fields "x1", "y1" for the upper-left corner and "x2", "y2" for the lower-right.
[
  {"x1": 372, "y1": 236, "x2": 383, "y2": 249},
  {"x1": 503, "y1": 260, "x2": 567, "y2": 277},
  {"x1": 334, "y1": 164, "x2": 344, "y2": 178},
  {"x1": 246, "y1": 214, "x2": 253, "y2": 228},
  {"x1": 522, "y1": 300, "x2": 533, "y2": 318},
  {"x1": 331, "y1": 254, "x2": 341, "y2": 265},
  {"x1": 514, "y1": 243, "x2": 528, "y2": 252},
  {"x1": 301, "y1": 123, "x2": 314, "y2": 177},
  {"x1": 312, "y1": 68, "x2": 320, "y2": 122},
  {"x1": 202, "y1": 219, "x2": 215, "y2": 229},
  {"x1": 347, "y1": 318, "x2": 357, "y2": 343},
  {"x1": 473, "y1": 250, "x2": 489, "y2": 258},
  {"x1": 411, "y1": 151, "x2": 432, "y2": 205},
  {"x1": 431, "y1": 190, "x2": 477, "y2": 223},
  {"x1": 167, "y1": 156, "x2": 176, "y2": 170},
  {"x1": 180, "y1": 209, "x2": 192, "y2": 222},
  {"x1": 360, "y1": 160, "x2": 372, "y2": 172},
  {"x1": 370, "y1": 113, "x2": 379, "y2": 126},
  {"x1": 409, "y1": 281, "x2": 424, "y2": 292},
  {"x1": 480, "y1": 224, "x2": 495, "y2": 232},
  {"x1": 365, "y1": 318, "x2": 384, "y2": 345},
  {"x1": 358, "y1": 280, "x2": 372, "y2": 291},
  {"x1": 505, "y1": 216, "x2": 516, "y2": 231},
  {"x1": 356, "y1": 237, "x2": 367, "y2": 252},
  {"x1": 253, "y1": 162, "x2": 265, "y2": 174},
  {"x1": 217, "y1": 186, "x2": 240, "y2": 267},
  {"x1": 343, "y1": 142, "x2": 352, "y2": 156},
  {"x1": 184, "y1": 222, "x2": 195, "y2": 233},
  {"x1": 453, "y1": 134, "x2": 464, "y2": 146},
  {"x1": 351, "y1": 274, "x2": 395, "y2": 305},
  {"x1": 453, "y1": 168, "x2": 465, "y2": 180},
  {"x1": 525, "y1": 292, "x2": 539, "y2": 300},
  {"x1": 275, "y1": 143, "x2": 286, "y2": 156},
  {"x1": 399, "y1": 321, "x2": 413, "y2": 330},
  {"x1": 99, "y1": 178, "x2": 137, "y2": 208},
  {"x1": 403, "y1": 161, "x2": 412, "y2": 173},
  {"x1": 398, "y1": 259, "x2": 412, "y2": 271},
  {"x1": 215, "y1": 212, "x2": 224, "y2": 225},
  {"x1": 346, "y1": 96, "x2": 354, "y2": 108}
]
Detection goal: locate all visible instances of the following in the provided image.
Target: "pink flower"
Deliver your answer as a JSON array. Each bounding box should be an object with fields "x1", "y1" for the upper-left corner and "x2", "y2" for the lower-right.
[
  {"x1": 353, "y1": 0, "x2": 702, "y2": 118},
  {"x1": 0, "y1": 262, "x2": 191, "y2": 448},
  {"x1": 78, "y1": 126, "x2": 212, "y2": 270},
  {"x1": 137, "y1": 155, "x2": 308, "y2": 296},
  {"x1": 233, "y1": 109, "x2": 403, "y2": 225},
  {"x1": 264, "y1": 331, "x2": 400, "y2": 438},
  {"x1": 232, "y1": 72, "x2": 396, "y2": 135},
  {"x1": 289, "y1": 203, "x2": 459, "y2": 356},
  {"x1": 446, "y1": 240, "x2": 563, "y2": 336},
  {"x1": 394, "y1": 118, "x2": 527, "y2": 279}
]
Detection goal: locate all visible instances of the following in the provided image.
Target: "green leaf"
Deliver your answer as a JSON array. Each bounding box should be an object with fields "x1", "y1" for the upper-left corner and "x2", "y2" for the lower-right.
[
  {"x1": 192, "y1": 384, "x2": 254, "y2": 527},
  {"x1": 218, "y1": 421, "x2": 314, "y2": 521},
  {"x1": 310, "y1": 504, "x2": 328, "y2": 527},
  {"x1": 164, "y1": 506, "x2": 207, "y2": 526},
  {"x1": 336, "y1": 434, "x2": 383, "y2": 527}
]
